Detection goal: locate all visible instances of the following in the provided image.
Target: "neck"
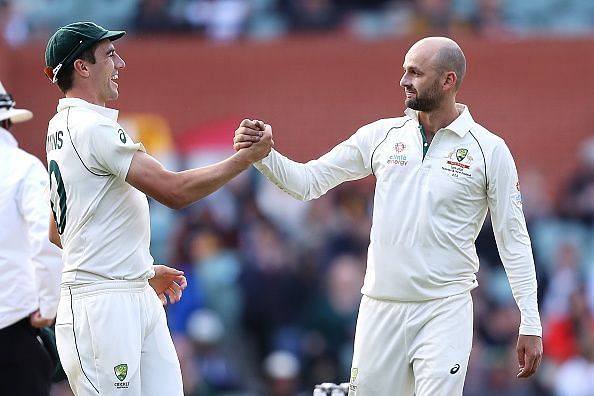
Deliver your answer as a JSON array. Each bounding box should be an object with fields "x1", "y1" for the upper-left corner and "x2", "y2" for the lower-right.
[
  {"x1": 65, "y1": 87, "x2": 105, "y2": 107},
  {"x1": 418, "y1": 101, "x2": 460, "y2": 142}
]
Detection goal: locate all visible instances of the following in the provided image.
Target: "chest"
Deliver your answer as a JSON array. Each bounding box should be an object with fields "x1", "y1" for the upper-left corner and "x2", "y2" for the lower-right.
[{"x1": 371, "y1": 129, "x2": 487, "y2": 201}]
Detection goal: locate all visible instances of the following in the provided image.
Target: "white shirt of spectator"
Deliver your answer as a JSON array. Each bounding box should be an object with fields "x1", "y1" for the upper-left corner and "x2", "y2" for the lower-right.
[
  {"x1": 255, "y1": 104, "x2": 542, "y2": 337},
  {"x1": 0, "y1": 127, "x2": 62, "y2": 329},
  {"x1": 46, "y1": 98, "x2": 154, "y2": 285}
]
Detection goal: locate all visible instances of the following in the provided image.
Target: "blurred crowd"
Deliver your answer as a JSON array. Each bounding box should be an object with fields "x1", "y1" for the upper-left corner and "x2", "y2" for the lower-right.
[
  {"x1": 46, "y1": 130, "x2": 593, "y2": 396},
  {"x1": 2, "y1": 0, "x2": 594, "y2": 47}
]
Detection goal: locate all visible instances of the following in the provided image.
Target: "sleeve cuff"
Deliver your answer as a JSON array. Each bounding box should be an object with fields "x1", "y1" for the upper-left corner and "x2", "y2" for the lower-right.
[{"x1": 519, "y1": 325, "x2": 542, "y2": 337}]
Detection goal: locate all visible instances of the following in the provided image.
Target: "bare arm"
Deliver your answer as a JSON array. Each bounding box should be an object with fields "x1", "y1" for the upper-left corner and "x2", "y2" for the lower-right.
[
  {"x1": 49, "y1": 211, "x2": 62, "y2": 248},
  {"x1": 127, "y1": 119, "x2": 272, "y2": 209}
]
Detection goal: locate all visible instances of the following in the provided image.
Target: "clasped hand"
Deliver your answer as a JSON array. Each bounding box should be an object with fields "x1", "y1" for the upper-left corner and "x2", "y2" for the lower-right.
[{"x1": 233, "y1": 119, "x2": 274, "y2": 159}]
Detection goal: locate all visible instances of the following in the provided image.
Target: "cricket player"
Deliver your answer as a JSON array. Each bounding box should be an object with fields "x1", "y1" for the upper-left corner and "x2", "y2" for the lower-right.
[
  {"x1": 43, "y1": 22, "x2": 272, "y2": 395},
  {"x1": 234, "y1": 37, "x2": 543, "y2": 395}
]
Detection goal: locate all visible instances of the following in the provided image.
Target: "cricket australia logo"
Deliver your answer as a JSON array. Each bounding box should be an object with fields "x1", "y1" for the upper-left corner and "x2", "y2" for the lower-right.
[
  {"x1": 456, "y1": 148, "x2": 468, "y2": 162},
  {"x1": 114, "y1": 364, "x2": 130, "y2": 389},
  {"x1": 443, "y1": 147, "x2": 474, "y2": 177}
]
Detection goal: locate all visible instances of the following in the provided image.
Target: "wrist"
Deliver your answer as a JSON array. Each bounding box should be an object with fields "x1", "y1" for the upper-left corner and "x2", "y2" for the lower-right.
[{"x1": 231, "y1": 150, "x2": 255, "y2": 169}]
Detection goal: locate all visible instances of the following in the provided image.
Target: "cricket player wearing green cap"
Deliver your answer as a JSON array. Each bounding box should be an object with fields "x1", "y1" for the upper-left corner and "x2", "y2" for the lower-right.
[{"x1": 44, "y1": 21, "x2": 272, "y2": 395}]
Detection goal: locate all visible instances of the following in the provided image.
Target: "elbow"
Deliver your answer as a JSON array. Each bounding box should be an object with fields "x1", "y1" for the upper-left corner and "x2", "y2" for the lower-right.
[
  {"x1": 158, "y1": 189, "x2": 191, "y2": 210},
  {"x1": 167, "y1": 198, "x2": 188, "y2": 210},
  {"x1": 147, "y1": 175, "x2": 190, "y2": 209}
]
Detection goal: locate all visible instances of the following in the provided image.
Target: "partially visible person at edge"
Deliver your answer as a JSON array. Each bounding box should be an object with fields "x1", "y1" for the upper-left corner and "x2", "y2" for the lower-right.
[
  {"x1": 43, "y1": 22, "x2": 272, "y2": 396},
  {"x1": 234, "y1": 37, "x2": 542, "y2": 395},
  {"x1": 0, "y1": 81, "x2": 63, "y2": 396}
]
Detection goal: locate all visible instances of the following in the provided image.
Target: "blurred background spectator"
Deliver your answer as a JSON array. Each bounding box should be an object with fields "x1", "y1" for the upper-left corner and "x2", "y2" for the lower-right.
[
  {"x1": 2, "y1": 0, "x2": 594, "y2": 44},
  {"x1": 1, "y1": 1, "x2": 593, "y2": 395}
]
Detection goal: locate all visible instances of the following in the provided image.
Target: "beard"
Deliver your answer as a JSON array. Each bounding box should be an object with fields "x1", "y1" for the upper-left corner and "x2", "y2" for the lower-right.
[{"x1": 404, "y1": 79, "x2": 442, "y2": 112}]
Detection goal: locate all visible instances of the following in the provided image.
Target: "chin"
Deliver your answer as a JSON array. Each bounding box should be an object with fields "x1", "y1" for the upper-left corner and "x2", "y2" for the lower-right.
[{"x1": 404, "y1": 99, "x2": 416, "y2": 109}]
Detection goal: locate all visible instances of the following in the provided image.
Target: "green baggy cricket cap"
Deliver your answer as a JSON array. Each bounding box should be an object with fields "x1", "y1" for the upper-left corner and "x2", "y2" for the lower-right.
[{"x1": 45, "y1": 21, "x2": 125, "y2": 83}]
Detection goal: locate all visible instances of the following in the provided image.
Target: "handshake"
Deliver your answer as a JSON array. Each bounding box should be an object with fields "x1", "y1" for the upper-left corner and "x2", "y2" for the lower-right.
[{"x1": 233, "y1": 118, "x2": 274, "y2": 164}]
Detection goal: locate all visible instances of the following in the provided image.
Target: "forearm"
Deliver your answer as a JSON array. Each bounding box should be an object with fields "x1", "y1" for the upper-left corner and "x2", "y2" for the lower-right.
[
  {"x1": 255, "y1": 147, "x2": 368, "y2": 201},
  {"x1": 509, "y1": 273, "x2": 541, "y2": 336},
  {"x1": 127, "y1": 150, "x2": 253, "y2": 209},
  {"x1": 172, "y1": 153, "x2": 252, "y2": 208},
  {"x1": 493, "y1": 223, "x2": 542, "y2": 336},
  {"x1": 254, "y1": 150, "x2": 314, "y2": 200}
]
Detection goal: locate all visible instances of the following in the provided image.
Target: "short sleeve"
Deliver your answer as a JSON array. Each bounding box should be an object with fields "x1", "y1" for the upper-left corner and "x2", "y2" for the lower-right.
[{"x1": 87, "y1": 122, "x2": 145, "y2": 179}]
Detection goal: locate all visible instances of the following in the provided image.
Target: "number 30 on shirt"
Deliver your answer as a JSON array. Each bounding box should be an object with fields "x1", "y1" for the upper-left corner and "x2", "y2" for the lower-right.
[{"x1": 48, "y1": 160, "x2": 67, "y2": 234}]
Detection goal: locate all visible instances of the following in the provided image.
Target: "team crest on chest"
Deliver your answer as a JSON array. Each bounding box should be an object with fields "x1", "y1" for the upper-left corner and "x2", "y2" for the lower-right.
[
  {"x1": 387, "y1": 141, "x2": 408, "y2": 166},
  {"x1": 443, "y1": 147, "x2": 474, "y2": 177}
]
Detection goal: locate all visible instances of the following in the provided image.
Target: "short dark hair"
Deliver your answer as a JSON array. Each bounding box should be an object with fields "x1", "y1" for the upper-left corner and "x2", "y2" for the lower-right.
[
  {"x1": 435, "y1": 45, "x2": 466, "y2": 91},
  {"x1": 56, "y1": 43, "x2": 98, "y2": 94}
]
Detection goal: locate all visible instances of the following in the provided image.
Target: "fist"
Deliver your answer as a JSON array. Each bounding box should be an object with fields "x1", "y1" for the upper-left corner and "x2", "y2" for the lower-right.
[{"x1": 234, "y1": 118, "x2": 266, "y2": 151}]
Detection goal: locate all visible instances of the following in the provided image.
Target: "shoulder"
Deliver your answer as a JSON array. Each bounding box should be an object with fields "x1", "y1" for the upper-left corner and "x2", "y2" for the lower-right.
[
  {"x1": 63, "y1": 107, "x2": 124, "y2": 143},
  {"x1": 468, "y1": 123, "x2": 518, "y2": 173},
  {"x1": 361, "y1": 116, "x2": 413, "y2": 132},
  {"x1": 355, "y1": 116, "x2": 414, "y2": 140},
  {"x1": 68, "y1": 106, "x2": 120, "y2": 130},
  {"x1": 468, "y1": 122, "x2": 507, "y2": 152}
]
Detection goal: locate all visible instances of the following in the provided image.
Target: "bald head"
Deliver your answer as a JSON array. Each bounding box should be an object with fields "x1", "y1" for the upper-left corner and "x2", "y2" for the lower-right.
[{"x1": 408, "y1": 37, "x2": 466, "y2": 90}]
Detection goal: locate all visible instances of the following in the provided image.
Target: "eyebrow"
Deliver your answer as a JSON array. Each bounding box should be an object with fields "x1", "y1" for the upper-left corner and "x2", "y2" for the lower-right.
[{"x1": 404, "y1": 65, "x2": 422, "y2": 73}]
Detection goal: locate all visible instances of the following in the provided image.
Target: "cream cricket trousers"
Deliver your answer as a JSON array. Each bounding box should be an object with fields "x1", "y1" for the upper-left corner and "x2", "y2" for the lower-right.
[
  {"x1": 349, "y1": 291, "x2": 473, "y2": 396},
  {"x1": 55, "y1": 280, "x2": 183, "y2": 395}
]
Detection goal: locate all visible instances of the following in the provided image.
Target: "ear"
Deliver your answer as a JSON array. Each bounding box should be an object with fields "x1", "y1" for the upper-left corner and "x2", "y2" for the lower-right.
[
  {"x1": 443, "y1": 71, "x2": 457, "y2": 91},
  {"x1": 73, "y1": 59, "x2": 90, "y2": 78}
]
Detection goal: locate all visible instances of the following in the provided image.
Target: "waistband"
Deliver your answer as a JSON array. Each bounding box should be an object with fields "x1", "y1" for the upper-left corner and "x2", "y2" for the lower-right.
[
  {"x1": 363, "y1": 289, "x2": 472, "y2": 305},
  {"x1": 61, "y1": 280, "x2": 149, "y2": 297}
]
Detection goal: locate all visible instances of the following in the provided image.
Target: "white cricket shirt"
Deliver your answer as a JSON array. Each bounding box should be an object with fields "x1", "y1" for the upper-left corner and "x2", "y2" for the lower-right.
[
  {"x1": 0, "y1": 127, "x2": 63, "y2": 329},
  {"x1": 255, "y1": 104, "x2": 541, "y2": 336},
  {"x1": 46, "y1": 98, "x2": 154, "y2": 285}
]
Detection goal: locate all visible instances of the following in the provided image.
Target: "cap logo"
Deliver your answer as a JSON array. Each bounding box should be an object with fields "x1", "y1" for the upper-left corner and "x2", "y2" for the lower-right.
[{"x1": 51, "y1": 39, "x2": 83, "y2": 84}]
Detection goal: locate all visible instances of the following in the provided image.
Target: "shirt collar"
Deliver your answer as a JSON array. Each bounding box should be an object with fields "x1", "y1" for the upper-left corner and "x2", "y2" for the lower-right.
[
  {"x1": 57, "y1": 98, "x2": 119, "y2": 121},
  {"x1": 404, "y1": 103, "x2": 475, "y2": 137},
  {"x1": 0, "y1": 126, "x2": 18, "y2": 148}
]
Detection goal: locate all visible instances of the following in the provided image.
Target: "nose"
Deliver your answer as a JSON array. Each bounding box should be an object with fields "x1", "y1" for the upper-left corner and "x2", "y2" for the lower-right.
[
  {"x1": 399, "y1": 74, "x2": 408, "y2": 88},
  {"x1": 115, "y1": 54, "x2": 126, "y2": 69}
]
